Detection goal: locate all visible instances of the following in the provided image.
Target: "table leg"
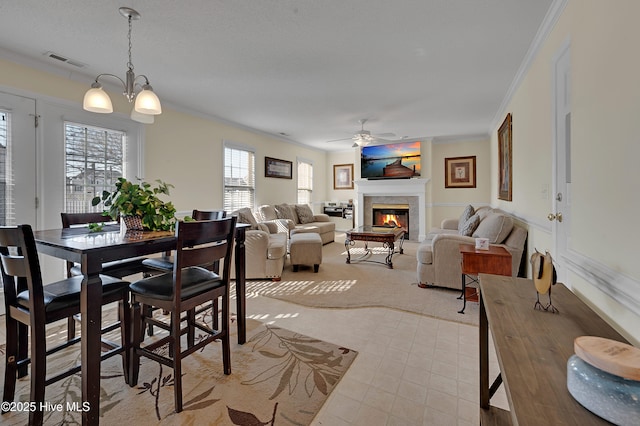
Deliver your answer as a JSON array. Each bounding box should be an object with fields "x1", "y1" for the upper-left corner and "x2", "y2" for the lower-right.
[
  {"x1": 80, "y1": 257, "x2": 103, "y2": 426},
  {"x1": 345, "y1": 237, "x2": 351, "y2": 264},
  {"x1": 385, "y1": 241, "x2": 395, "y2": 269},
  {"x1": 458, "y1": 274, "x2": 467, "y2": 314},
  {"x1": 235, "y1": 226, "x2": 247, "y2": 345},
  {"x1": 479, "y1": 291, "x2": 489, "y2": 409}
]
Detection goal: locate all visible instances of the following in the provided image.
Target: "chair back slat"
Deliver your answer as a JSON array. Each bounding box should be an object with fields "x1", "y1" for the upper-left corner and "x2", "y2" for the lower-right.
[
  {"x1": 0, "y1": 225, "x2": 47, "y2": 316},
  {"x1": 61, "y1": 212, "x2": 115, "y2": 228},
  {"x1": 178, "y1": 243, "x2": 227, "y2": 269},
  {"x1": 192, "y1": 210, "x2": 226, "y2": 221}
]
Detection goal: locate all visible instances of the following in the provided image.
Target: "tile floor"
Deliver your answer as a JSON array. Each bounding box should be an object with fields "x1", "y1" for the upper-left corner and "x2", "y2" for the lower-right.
[{"x1": 246, "y1": 293, "x2": 509, "y2": 426}]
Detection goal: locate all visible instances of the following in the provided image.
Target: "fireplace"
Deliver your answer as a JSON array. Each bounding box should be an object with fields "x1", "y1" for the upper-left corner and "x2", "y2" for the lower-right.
[{"x1": 372, "y1": 203, "x2": 410, "y2": 239}]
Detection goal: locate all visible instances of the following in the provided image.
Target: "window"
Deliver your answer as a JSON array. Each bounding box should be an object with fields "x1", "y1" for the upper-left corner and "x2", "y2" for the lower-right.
[
  {"x1": 297, "y1": 159, "x2": 313, "y2": 205},
  {"x1": 64, "y1": 122, "x2": 125, "y2": 213},
  {"x1": 0, "y1": 111, "x2": 12, "y2": 225},
  {"x1": 224, "y1": 144, "x2": 255, "y2": 212}
]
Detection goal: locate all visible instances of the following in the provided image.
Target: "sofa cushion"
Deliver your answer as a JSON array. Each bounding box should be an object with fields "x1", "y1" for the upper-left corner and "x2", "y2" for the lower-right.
[
  {"x1": 275, "y1": 203, "x2": 298, "y2": 223},
  {"x1": 459, "y1": 213, "x2": 480, "y2": 237},
  {"x1": 473, "y1": 212, "x2": 514, "y2": 243},
  {"x1": 295, "y1": 204, "x2": 315, "y2": 224},
  {"x1": 458, "y1": 205, "x2": 475, "y2": 233},
  {"x1": 234, "y1": 207, "x2": 259, "y2": 230},
  {"x1": 258, "y1": 204, "x2": 278, "y2": 221}
]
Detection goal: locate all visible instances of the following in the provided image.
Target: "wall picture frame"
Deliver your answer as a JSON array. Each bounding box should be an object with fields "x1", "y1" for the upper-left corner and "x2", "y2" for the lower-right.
[
  {"x1": 498, "y1": 113, "x2": 513, "y2": 201},
  {"x1": 333, "y1": 163, "x2": 354, "y2": 189},
  {"x1": 265, "y1": 156, "x2": 293, "y2": 179},
  {"x1": 444, "y1": 156, "x2": 476, "y2": 188}
]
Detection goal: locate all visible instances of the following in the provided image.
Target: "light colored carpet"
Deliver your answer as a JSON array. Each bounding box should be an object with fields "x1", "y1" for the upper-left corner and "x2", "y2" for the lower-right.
[
  {"x1": 247, "y1": 234, "x2": 479, "y2": 326},
  {"x1": 0, "y1": 310, "x2": 357, "y2": 425}
]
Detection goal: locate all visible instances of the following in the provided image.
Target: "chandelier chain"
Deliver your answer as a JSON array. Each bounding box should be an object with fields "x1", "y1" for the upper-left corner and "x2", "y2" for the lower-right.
[{"x1": 127, "y1": 15, "x2": 134, "y2": 71}]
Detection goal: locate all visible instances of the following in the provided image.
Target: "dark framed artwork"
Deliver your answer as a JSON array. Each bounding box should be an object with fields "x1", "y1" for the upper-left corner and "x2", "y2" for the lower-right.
[
  {"x1": 444, "y1": 156, "x2": 476, "y2": 188},
  {"x1": 498, "y1": 113, "x2": 512, "y2": 201},
  {"x1": 333, "y1": 163, "x2": 354, "y2": 189},
  {"x1": 265, "y1": 156, "x2": 293, "y2": 179}
]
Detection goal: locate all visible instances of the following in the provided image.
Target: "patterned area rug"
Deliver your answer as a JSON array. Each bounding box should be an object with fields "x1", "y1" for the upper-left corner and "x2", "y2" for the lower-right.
[{"x1": 0, "y1": 310, "x2": 357, "y2": 425}]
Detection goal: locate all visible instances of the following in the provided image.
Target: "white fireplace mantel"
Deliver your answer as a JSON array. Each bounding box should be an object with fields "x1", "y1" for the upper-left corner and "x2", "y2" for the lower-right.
[{"x1": 355, "y1": 178, "x2": 429, "y2": 241}]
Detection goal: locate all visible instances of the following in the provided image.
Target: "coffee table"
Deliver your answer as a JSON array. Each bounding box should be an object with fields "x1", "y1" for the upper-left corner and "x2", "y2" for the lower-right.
[{"x1": 345, "y1": 225, "x2": 405, "y2": 268}]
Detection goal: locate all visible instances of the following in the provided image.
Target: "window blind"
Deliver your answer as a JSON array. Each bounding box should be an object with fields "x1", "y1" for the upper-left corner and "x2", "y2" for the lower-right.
[
  {"x1": 0, "y1": 111, "x2": 13, "y2": 225},
  {"x1": 297, "y1": 159, "x2": 313, "y2": 204},
  {"x1": 224, "y1": 145, "x2": 255, "y2": 212}
]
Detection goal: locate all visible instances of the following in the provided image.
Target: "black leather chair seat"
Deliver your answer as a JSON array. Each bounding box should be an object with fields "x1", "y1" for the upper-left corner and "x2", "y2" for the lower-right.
[
  {"x1": 69, "y1": 256, "x2": 149, "y2": 278},
  {"x1": 17, "y1": 275, "x2": 129, "y2": 313},
  {"x1": 141, "y1": 256, "x2": 173, "y2": 272},
  {"x1": 130, "y1": 267, "x2": 221, "y2": 301}
]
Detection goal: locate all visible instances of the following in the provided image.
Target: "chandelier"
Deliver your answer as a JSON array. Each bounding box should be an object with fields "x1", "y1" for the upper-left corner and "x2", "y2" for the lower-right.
[
  {"x1": 83, "y1": 7, "x2": 161, "y2": 123},
  {"x1": 352, "y1": 130, "x2": 374, "y2": 146}
]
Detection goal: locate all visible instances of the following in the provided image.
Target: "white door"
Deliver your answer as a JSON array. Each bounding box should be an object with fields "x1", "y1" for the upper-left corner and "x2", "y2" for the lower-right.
[
  {"x1": 551, "y1": 44, "x2": 571, "y2": 285},
  {"x1": 0, "y1": 92, "x2": 37, "y2": 227}
]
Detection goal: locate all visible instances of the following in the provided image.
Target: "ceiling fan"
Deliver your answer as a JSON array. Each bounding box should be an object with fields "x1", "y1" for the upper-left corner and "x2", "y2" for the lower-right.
[{"x1": 327, "y1": 119, "x2": 396, "y2": 147}]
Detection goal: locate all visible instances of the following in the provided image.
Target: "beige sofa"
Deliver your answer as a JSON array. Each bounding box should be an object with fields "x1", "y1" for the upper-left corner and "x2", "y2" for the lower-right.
[
  {"x1": 258, "y1": 203, "x2": 335, "y2": 245},
  {"x1": 417, "y1": 206, "x2": 528, "y2": 290},
  {"x1": 231, "y1": 207, "x2": 288, "y2": 280}
]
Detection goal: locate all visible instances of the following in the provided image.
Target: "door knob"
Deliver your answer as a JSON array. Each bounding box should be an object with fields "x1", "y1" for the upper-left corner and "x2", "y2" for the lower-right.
[{"x1": 547, "y1": 213, "x2": 563, "y2": 222}]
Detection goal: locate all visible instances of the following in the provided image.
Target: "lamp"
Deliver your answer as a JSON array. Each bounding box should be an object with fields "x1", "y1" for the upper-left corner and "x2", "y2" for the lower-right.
[
  {"x1": 83, "y1": 7, "x2": 161, "y2": 120},
  {"x1": 353, "y1": 130, "x2": 374, "y2": 146}
]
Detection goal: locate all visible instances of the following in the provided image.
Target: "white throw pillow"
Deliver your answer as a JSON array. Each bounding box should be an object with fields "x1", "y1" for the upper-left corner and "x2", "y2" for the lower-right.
[{"x1": 472, "y1": 213, "x2": 514, "y2": 243}]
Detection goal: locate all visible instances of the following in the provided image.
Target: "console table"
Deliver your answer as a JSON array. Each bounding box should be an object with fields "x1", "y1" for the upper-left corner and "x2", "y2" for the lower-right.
[{"x1": 479, "y1": 274, "x2": 631, "y2": 425}]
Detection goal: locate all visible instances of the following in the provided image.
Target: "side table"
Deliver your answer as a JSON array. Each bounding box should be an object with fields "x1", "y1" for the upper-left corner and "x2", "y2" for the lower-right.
[{"x1": 458, "y1": 243, "x2": 511, "y2": 313}]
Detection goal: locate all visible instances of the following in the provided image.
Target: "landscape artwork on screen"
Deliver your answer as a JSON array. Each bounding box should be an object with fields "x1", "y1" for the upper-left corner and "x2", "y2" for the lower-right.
[{"x1": 361, "y1": 141, "x2": 421, "y2": 179}]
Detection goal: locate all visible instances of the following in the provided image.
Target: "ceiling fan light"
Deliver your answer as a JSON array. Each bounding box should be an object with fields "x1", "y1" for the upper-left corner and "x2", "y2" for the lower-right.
[
  {"x1": 130, "y1": 108, "x2": 155, "y2": 124},
  {"x1": 83, "y1": 85, "x2": 113, "y2": 113},
  {"x1": 134, "y1": 86, "x2": 162, "y2": 115}
]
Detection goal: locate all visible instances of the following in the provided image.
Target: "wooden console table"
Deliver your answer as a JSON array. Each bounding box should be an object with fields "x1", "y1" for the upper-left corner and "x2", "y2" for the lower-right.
[
  {"x1": 479, "y1": 274, "x2": 631, "y2": 425},
  {"x1": 458, "y1": 244, "x2": 511, "y2": 313}
]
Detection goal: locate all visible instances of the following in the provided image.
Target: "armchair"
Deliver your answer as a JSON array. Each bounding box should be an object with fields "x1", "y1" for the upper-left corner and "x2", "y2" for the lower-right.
[{"x1": 231, "y1": 208, "x2": 287, "y2": 280}]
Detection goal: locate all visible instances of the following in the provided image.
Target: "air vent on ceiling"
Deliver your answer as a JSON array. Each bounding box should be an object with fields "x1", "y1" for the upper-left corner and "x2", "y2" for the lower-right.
[{"x1": 44, "y1": 51, "x2": 86, "y2": 68}]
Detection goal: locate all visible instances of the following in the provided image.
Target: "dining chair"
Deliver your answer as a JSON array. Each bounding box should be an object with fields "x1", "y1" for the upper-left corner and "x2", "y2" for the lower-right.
[
  {"x1": 128, "y1": 216, "x2": 236, "y2": 413},
  {"x1": 141, "y1": 209, "x2": 226, "y2": 335},
  {"x1": 0, "y1": 224, "x2": 131, "y2": 426},
  {"x1": 61, "y1": 212, "x2": 154, "y2": 340}
]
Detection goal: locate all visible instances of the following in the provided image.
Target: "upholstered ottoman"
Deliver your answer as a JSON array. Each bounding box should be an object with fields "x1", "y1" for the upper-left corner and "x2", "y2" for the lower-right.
[{"x1": 289, "y1": 233, "x2": 322, "y2": 272}]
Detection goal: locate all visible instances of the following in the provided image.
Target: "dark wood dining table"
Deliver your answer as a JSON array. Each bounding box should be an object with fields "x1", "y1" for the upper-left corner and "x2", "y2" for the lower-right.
[{"x1": 33, "y1": 223, "x2": 248, "y2": 425}]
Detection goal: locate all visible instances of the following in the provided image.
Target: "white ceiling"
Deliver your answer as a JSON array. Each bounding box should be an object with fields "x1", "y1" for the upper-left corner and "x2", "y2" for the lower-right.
[{"x1": 0, "y1": 0, "x2": 554, "y2": 151}]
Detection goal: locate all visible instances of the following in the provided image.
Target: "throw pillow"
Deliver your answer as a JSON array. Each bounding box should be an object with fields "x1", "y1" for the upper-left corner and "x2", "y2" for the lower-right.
[
  {"x1": 458, "y1": 205, "x2": 475, "y2": 233},
  {"x1": 275, "y1": 203, "x2": 298, "y2": 223},
  {"x1": 458, "y1": 214, "x2": 480, "y2": 236},
  {"x1": 234, "y1": 207, "x2": 259, "y2": 230},
  {"x1": 472, "y1": 212, "x2": 514, "y2": 243},
  {"x1": 295, "y1": 204, "x2": 315, "y2": 224}
]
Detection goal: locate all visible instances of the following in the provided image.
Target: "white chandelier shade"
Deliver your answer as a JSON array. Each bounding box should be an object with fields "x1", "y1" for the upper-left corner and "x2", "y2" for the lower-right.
[{"x1": 83, "y1": 85, "x2": 113, "y2": 113}]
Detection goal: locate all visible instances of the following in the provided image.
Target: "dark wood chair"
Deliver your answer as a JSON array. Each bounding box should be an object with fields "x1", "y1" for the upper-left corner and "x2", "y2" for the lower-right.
[
  {"x1": 0, "y1": 224, "x2": 131, "y2": 426},
  {"x1": 128, "y1": 216, "x2": 236, "y2": 413},
  {"x1": 61, "y1": 212, "x2": 153, "y2": 339},
  {"x1": 141, "y1": 209, "x2": 226, "y2": 334}
]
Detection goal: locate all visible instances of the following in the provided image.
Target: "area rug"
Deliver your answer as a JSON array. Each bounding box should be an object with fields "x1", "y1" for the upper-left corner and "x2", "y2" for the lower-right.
[
  {"x1": 0, "y1": 310, "x2": 357, "y2": 425},
  {"x1": 247, "y1": 234, "x2": 480, "y2": 326}
]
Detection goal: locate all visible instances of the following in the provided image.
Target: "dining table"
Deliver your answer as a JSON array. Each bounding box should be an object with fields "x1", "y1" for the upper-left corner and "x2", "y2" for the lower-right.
[{"x1": 33, "y1": 222, "x2": 248, "y2": 425}]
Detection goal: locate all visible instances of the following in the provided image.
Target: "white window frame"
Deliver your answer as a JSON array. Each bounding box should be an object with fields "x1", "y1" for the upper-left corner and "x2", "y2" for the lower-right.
[{"x1": 223, "y1": 141, "x2": 256, "y2": 212}]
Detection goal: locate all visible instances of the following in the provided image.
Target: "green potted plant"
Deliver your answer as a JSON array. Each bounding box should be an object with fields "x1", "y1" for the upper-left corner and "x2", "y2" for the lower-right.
[{"x1": 91, "y1": 177, "x2": 177, "y2": 231}]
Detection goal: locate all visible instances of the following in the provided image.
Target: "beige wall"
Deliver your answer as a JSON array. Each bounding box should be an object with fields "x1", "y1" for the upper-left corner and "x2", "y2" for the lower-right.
[{"x1": 492, "y1": 0, "x2": 640, "y2": 344}]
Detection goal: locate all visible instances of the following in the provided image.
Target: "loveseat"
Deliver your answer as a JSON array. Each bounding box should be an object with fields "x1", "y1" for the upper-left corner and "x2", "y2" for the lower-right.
[
  {"x1": 258, "y1": 204, "x2": 335, "y2": 245},
  {"x1": 417, "y1": 205, "x2": 528, "y2": 290},
  {"x1": 231, "y1": 207, "x2": 288, "y2": 280}
]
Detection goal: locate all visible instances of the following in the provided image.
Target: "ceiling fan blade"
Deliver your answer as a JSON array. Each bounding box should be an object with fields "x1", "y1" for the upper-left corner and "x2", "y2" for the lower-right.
[
  {"x1": 326, "y1": 137, "x2": 352, "y2": 143},
  {"x1": 375, "y1": 132, "x2": 396, "y2": 138}
]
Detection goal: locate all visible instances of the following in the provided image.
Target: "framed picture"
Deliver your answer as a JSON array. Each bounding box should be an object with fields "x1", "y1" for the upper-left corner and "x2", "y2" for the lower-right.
[
  {"x1": 445, "y1": 156, "x2": 476, "y2": 188},
  {"x1": 333, "y1": 163, "x2": 354, "y2": 189},
  {"x1": 498, "y1": 113, "x2": 513, "y2": 201},
  {"x1": 265, "y1": 156, "x2": 292, "y2": 179}
]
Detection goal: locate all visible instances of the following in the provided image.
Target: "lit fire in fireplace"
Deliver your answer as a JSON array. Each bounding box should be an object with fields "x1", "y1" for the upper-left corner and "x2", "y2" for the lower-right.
[{"x1": 379, "y1": 214, "x2": 402, "y2": 228}]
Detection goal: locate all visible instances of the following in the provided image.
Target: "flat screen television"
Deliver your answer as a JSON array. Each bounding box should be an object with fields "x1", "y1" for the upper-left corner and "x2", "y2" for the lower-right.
[{"x1": 361, "y1": 141, "x2": 421, "y2": 179}]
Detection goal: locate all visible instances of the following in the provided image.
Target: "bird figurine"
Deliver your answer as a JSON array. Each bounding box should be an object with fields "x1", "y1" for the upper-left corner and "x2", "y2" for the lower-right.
[{"x1": 530, "y1": 249, "x2": 558, "y2": 313}]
